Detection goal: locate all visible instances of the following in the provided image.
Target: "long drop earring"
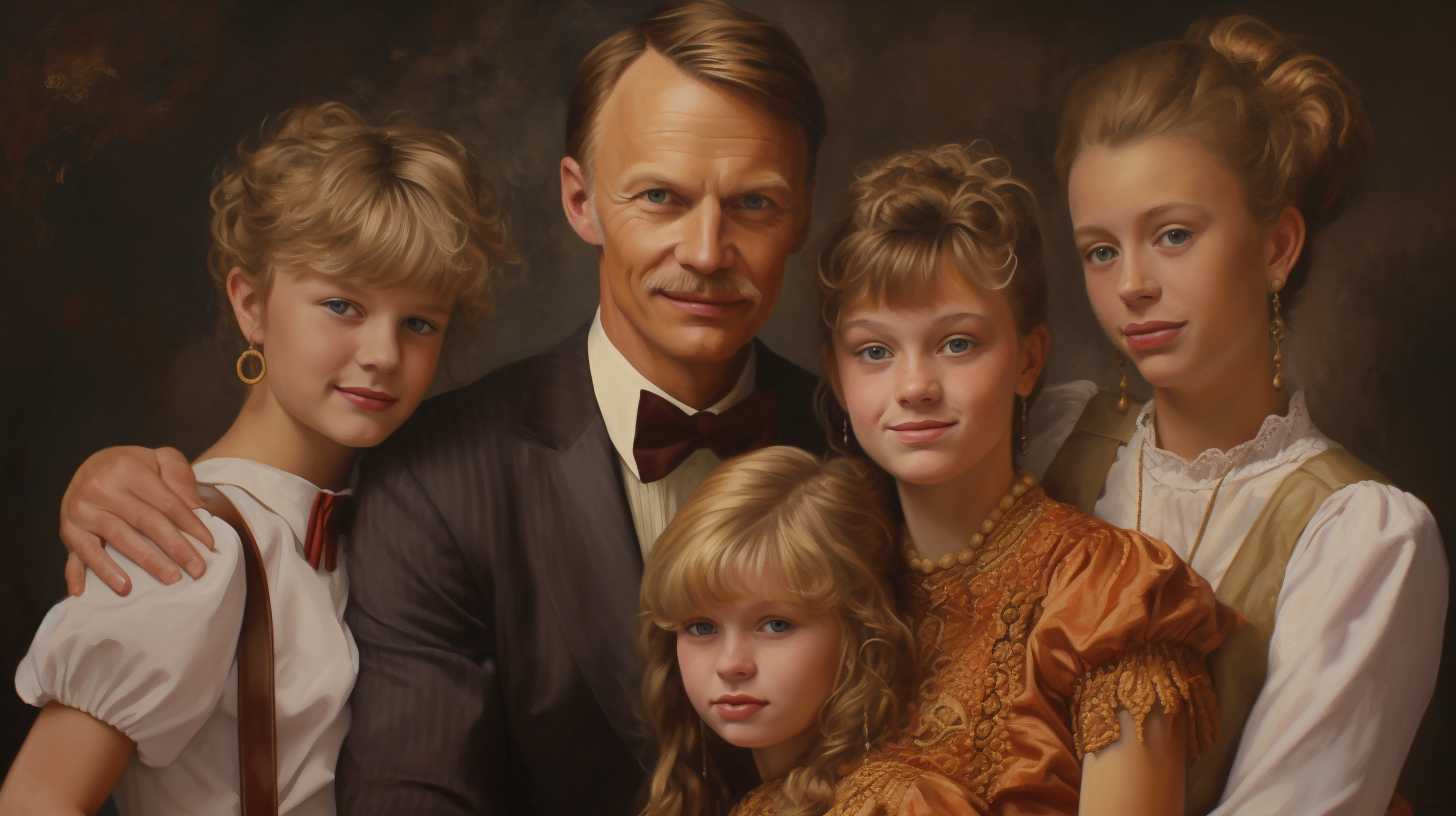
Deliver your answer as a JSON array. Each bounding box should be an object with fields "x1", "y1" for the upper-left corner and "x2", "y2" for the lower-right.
[
  {"x1": 1019, "y1": 395, "x2": 1029, "y2": 456},
  {"x1": 700, "y1": 719, "x2": 708, "y2": 781},
  {"x1": 1116, "y1": 353, "x2": 1129, "y2": 412},
  {"x1": 1270, "y1": 279, "x2": 1286, "y2": 389},
  {"x1": 842, "y1": 417, "x2": 850, "y2": 448}
]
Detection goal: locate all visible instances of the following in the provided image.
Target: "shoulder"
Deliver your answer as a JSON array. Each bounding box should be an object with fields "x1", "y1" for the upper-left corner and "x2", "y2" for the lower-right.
[
  {"x1": 1024, "y1": 380, "x2": 1103, "y2": 479},
  {"x1": 1300, "y1": 475, "x2": 1446, "y2": 571},
  {"x1": 754, "y1": 340, "x2": 827, "y2": 455}
]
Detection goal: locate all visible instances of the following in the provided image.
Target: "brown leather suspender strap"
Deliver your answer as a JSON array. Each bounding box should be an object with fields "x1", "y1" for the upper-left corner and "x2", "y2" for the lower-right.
[{"x1": 197, "y1": 484, "x2": 279, "y2": 816}]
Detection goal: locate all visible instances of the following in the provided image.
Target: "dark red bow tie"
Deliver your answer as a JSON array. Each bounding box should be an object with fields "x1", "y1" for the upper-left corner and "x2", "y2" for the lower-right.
[
  {"x1": 304, "y1": 491, "x2": 354, "y2": 572},
  {"x1": 631, "y1": 390, "x2": 778, "y2": 483}
]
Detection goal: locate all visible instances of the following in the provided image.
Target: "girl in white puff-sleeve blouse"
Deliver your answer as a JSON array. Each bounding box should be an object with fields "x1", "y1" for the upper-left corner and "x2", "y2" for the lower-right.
[{"x1": 0, "y1": 102, "x2": 508, "y2": 816}]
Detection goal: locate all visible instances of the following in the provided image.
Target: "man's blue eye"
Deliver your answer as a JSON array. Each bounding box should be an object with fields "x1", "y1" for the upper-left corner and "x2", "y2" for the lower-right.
[
  {"x1": 946, "y1": 338, "x2": 971, "y2": 353},
  {"x1": 743, "y1": 194, "x2": 766, "y2": 211},
  {"x1": 764, "y1": 620, "x2": 791, "y2": 633},
  {"x1": 685, "y1": 622, "x2": 715, "y2": 636},
  {"x1": 1162, "y1": 229, "x2": 1191, "y2": 246},
  {"x1": 645, "y1": 189, "x2": 669, "y2": 205},
  {"x1": 863, "y1": 346, "x2": 889, "y2": 361},
  {"x1": 325, "y1": 300, "x2": 351, "y2": 315},
  {"x1": 1089, "y1": 246, "x2": 1117, "y2": 264}
]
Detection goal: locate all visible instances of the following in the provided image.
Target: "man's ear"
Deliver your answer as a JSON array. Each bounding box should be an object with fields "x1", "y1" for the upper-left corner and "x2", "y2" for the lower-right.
[
  {"x1": 561, "y1": 156, "x2": 603, "y2": 246},
  {"x1": 226, "y1": 267, "x2": 265, "y2": 345},
  {"x1": 1267, "y1": 205, "x2": 1306, "y2": 284},
  {"x1": 789, "y1": 177, "x2": 816, "y2": 255},
  {"x1": 1017, "y1": 325, "x2": 1051, "y2": 397}
]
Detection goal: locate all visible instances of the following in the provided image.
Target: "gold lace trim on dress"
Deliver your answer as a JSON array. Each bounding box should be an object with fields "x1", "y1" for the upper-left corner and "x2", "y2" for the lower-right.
[{"x1": 1071, "y1": 641, "x2": 1219, "y2": 760}]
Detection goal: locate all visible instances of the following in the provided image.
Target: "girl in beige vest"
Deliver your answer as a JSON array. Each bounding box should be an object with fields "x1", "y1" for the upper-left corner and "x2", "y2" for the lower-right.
[{"x1": 1032, "y1": 16, "x2": 1447, "y2": 816}]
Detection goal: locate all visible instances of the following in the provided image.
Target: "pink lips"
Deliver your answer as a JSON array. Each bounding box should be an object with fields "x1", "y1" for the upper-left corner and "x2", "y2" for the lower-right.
[
  {"x1": 889, "y1": 419, "x2": 955, "y2": 444},
  {"x1": 657, "y1": 291, "x2": 748, "y2": 318},
  {"x1": 1123, "y1": 320, "x2": 1187, "y2": 351},
  {"x1": 336, "y1": 386, "x2": 398, "y2": 413},
  {"x1": 712, "y1": 693, "x2": 768, "y2": 721}
]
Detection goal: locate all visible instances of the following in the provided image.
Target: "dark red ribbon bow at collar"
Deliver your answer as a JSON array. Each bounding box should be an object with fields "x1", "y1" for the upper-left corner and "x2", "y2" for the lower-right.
[
  {"x1": 304, "y1": 491, "x2": 354, "y2": 572},
  {"x1": 631, "y1": 389, "x2": 778, "y2": 484}
]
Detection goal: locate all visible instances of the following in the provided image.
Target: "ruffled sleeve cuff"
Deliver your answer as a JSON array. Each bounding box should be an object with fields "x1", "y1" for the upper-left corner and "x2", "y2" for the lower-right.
[{"x1": 1071, "y1": 641, "x2": 1219, "y2": 760}]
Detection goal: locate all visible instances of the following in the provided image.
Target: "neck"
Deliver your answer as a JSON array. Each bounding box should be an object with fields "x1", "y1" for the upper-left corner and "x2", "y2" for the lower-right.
[
  {"x1": 898, "y1": 437, "x2": 1016, "y2": 563},
  {"x1": 599, "y1": 303, "x2": 749, "y2": 411},
  {"x1": 1152, "y1": 348, "x2": 1288, "y2": 461},
  {"x1": 197, "y1": 385, "x2": 355, "y2": 491},
  {"x1": 751, "y1": 729, "x2": 816, "y2": 783}
]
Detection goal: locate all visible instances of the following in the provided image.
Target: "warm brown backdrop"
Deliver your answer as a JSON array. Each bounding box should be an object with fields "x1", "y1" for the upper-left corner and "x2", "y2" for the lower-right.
[{"x1": 3, "y1": 0, "x2": 1453, "y2": 812}]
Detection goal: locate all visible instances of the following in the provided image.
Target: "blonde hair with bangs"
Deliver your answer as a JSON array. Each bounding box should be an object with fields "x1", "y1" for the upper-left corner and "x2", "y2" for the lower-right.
[
  {"x1": 639, "y1": 447, "x2": 913, "y2": 816},
  {"x1": 209, "y1": 102, "x2": 514, "y2": 342}
]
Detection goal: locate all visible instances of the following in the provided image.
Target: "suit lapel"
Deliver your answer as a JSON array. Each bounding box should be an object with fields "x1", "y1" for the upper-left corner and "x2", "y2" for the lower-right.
[{"x1": 511, "y1": 326, "x2": 651, "y2": 769}]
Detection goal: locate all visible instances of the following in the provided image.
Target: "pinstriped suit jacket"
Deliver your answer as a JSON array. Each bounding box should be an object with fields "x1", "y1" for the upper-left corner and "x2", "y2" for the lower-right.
[{"x1": 336, "y1": 324, "x2": 826, "y2": 815}]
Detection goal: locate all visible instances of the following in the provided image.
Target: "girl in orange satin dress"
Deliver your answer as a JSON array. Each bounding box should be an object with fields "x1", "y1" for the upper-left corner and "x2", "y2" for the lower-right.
[{"x1": 729, "y1": 145, "x2": 1236, "y2": 816}]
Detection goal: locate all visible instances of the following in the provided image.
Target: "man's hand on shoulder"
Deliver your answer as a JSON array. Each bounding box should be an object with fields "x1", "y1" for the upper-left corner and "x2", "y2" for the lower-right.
[{"x1": 60, "y1": 446, "x2": 216, "y2": 597}]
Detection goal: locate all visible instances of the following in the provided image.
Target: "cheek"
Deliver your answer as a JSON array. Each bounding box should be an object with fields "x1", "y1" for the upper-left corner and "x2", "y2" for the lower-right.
[{"x1": 676, "y1": 639, "x2": 711, "y2": 703}]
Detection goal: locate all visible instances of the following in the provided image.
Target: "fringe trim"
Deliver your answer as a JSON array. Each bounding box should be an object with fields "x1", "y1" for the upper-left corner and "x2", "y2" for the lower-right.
[{"x1": 1071, "y1": 641, "x2": 1219, "y2": 760}]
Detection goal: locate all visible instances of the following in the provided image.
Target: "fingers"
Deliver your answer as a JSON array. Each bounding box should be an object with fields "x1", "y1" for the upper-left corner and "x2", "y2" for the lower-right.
[
  {"x1": 156, "y1": 447, "x2": 213, "y2": 549},
  {"x1": 62, "y1": 530, "x2": 133, "y2": 596},
  {"x1": 65, "y1": 553, "x2": 85, "y2": 597},
  {"x1": 118, "y1": 490, "x2": 208, "y2": 579}
]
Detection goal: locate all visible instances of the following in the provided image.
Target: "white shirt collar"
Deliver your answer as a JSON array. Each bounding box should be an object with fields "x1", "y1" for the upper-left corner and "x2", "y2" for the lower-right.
[
  {"x1": 192, "y1": 457, "x2": 350, "y2": 546},
  {"x1": 1134, "y1": 390, "x2": 1326, "y2": 483},
  {"x1": 587, "y1": 308, "x2": 758, "y2": 479}
]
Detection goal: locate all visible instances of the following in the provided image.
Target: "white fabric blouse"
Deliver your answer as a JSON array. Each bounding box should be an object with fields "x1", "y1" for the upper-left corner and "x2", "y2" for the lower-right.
[
  {"x1": 1025, "y1": 382, "x2": 1448, "y2": 816},
  {"x1": 15, "y1": 457, "x2": 358, "y2": 816},
  {"x1": 587, "y1": 309, "x2": 757, "y2": 558}
]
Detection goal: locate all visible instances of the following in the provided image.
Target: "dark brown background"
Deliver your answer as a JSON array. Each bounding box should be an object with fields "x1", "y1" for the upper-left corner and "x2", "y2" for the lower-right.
[{"x1": 3, "y1": 0, "x2": 1453, "y2": 811}]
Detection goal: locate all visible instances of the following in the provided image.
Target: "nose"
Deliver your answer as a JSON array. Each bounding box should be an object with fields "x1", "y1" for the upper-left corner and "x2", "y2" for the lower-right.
[
  {"x1": 714, "y1": 630, "x2": 756, "y2": 683},
  {"x1": 1116, "y1": 248, "x2": 1160, "y2": 308},
  {"x1": 357, "y1": 318, "x2": 401, "y2": 374},
  {"x1": 895, "y1": 353, "x2": 942, "y2": 407},
  {"x1": 676, "y1": 199, "x2": 732, "y2": 276}
]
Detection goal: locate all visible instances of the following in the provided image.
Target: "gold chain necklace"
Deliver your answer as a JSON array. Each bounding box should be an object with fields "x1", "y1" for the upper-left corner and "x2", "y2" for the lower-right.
[
  {"x1": 904, "y1": 471, "x2": 1038, "y2": 574},
  {"x1": 1135, "y1": 433, "x2": 1254, "y2": 565}
]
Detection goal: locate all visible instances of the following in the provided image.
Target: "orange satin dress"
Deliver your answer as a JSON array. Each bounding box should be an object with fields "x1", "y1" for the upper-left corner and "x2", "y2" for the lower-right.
[{"x1": 729, "y1": 487, "x2": 1239, "y2": 816}]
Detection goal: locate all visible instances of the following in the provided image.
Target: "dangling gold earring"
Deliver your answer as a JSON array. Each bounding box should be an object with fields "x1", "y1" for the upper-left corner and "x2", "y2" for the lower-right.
[
  {"x1": 700, "y1": 719, "x2": 708, "y2": 781},
  {"x1": 236, "y1": 343, "x2": 265, "y2": 385},
  {"x1": 842, "y1": 417, "x2": 850, "y2": 448},
  {"x1": 862, "y1": 705, "x2": 872, "y2": 753},
  {"x1": 1116, "y1": 353, "x2": 1130, "y2": 412},
  {"x1": 1019, "y1": 395, "x2": 1029, "y2": 456},
  {"x1": 1270, "y1": 278, "x2": 1286, "y2": 389}
]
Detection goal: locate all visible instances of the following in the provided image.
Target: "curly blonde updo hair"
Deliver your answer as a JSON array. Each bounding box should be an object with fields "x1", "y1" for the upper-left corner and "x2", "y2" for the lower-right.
[
  {"x1": 816, "y1": 143, "x2": 1047, "y2": 456},
  {"x1": 1056, "y1": 15, "x2": 1372, "y2": 305},
  {"x1": 208, "y1": 102, "x2": 514, "y2": 341},
  {"x1": 639, "y1": 447, "x2": 915, "y2": 816}
]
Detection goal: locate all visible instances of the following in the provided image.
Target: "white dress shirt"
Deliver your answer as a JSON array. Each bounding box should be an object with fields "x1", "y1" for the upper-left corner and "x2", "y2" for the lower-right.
[
  {"x1": 587, "y1": 310, "x2": 757, "y2": 558},
  {"x1": 16, "y1": 457, "x2": 358, "y2": 816},
  {"x1": 1027, "y1": 383, "x2": 1448, "y2": 816}
]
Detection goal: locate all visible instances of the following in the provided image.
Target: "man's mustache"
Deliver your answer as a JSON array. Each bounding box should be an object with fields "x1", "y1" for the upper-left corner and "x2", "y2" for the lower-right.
[{"x1": 640, "y1": 267, "x2": 763, "y2": 304}]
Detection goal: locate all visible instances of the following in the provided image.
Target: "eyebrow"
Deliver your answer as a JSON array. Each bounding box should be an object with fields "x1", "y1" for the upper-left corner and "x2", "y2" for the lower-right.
[
  {"x1": 842, "y1": 312, "x2": 985, "y2": 332},
  {"x1": 1074, "y1": 201, "x2": 1212, "y2": 242},
  {"x1": 616, "y1": 172, "x2": 795, "y2": 200}
]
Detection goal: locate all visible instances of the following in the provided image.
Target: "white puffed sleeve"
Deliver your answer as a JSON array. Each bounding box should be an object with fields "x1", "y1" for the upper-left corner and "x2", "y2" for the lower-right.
[
  {"x1": 1213, "y1": 482, "x2": 1448, "y2": 816},
  {"x1": 14, "y1": 509, "x2": 246, "y2": 768},
  {"x1": 1022, "y1": 379, "x2": 1100, "y2": 480}
]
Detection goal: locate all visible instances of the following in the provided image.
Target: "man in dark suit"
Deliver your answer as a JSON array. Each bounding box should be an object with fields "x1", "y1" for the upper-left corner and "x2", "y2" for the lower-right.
[{"x1": 54, "y1": 2, "x2": 828, "y2": 813}]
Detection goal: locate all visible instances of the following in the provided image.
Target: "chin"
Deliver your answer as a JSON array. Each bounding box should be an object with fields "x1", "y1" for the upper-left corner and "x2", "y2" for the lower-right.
[
  {"x1": 876, "y1": 451, "x2": 965, "y2": 486},
  {"x1": 648, "y1": 324, "x2": 757, "y2": 364}
]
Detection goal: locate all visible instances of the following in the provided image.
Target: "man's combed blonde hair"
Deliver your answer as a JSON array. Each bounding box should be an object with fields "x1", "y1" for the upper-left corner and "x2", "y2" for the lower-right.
[
  {"x1": 639, "y1": 447, "x2": 914, "y2": 816},
  {"x1": 209, "y1": 102, "x2": 513, "y2": 333}
]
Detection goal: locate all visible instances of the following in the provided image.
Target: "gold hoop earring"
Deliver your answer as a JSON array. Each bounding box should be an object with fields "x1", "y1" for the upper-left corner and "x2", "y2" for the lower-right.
[
  {"x1": 1270, "y1": 279, "x2": 1286, "y2": 389},
  {"x1": 236, "y1": 344, "x2": 265, "y2": 385},
  {"x1": 1019, "y1": 395, "x2": 1029, "y2": 456},
  {"x1": 1116, "y1": 353, "x2": 1130, "y2": 412}
]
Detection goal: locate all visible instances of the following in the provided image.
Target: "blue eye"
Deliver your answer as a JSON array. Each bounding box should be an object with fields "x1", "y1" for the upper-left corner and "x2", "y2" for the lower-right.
[
  {"x1": 644, "y1": 189, "x2": 669, "y2": 205},
  {"x1": 945, "y1": 338, "x2": 972, "y2": 354},
  {"x1": 1160, "y1": 228, "x2": 1192, "y2": 247},
  {"x1": 1088, "y1": 246, "x2": 1117, "y2": 264},
  {"x1": 743, "y1": 194, "x2": 767, "y2": 211},
  {"x1": 685, "y1": 622, "x2": 716, "y2": 636},
  {"x1": 763, "y1": 620, "x2": 791, "y2": 634},
  {"x1": 404, "y1": 317, "x2": 437, "y2": 335},
  {"x1": 862, "y1": 345, "x2": 889, "y2": 361},
  {"x1": 324, "y1": 299, "x2": 355, "y2": 316}
]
